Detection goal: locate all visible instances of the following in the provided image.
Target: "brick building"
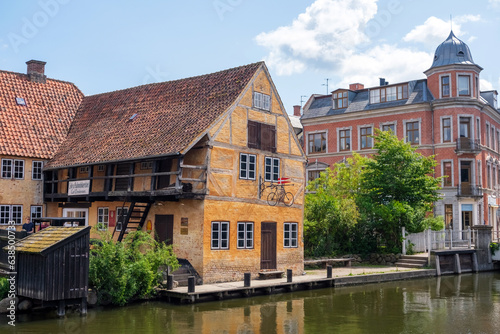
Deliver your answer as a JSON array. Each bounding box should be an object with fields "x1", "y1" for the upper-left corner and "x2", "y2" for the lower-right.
[
  {"x1": 301, "y1": 31, "x2": 500, "y2": 237},
  {"x1": 0, "y1": 61, "x2": 83, "y2": 227}
]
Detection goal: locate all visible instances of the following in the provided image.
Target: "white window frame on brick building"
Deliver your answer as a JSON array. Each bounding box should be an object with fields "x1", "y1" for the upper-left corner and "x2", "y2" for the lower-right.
[
  {"x1": 0, "y1": 205, "x2": 23, "y2": 225},
  {"x1": 284, "y1": 222, "x2": 298, "y2": 248},
  {"x1": 440, "y1": 74, "x2": 451, "y2": 98},
  {"x1": 2, "y1": 159, "x2": 25, "y2": 179},
  {"x1": 441, "y1": 116, "x2": 452, "y2": 143},
  {"x1": 32, "y1": 161, "x2": 43, "y2": 180},
  {"x1": 30, "y1": 205, "x2": 42, "y2": 220},
  {"x1": 380, "y1": 121, "x2": 397, "y2": 135},
  {"x1": 442, "y1": 160, "x2": 454, "y2": 187},
  {"x1": 358, "y1": 125, "x2": 373, "y2": 150},
  {"x1": 97, "y1": 207, "x2": 109, "y2": 231},
  {"x1": 457, "y1": 74, "x2": 471, "y2": 96},
  {"x1": 403, "y1": 119, "x2": 421, "y2": 145},
  {"x1": 306, "y1": 161, "x2": 329, "y2": 184},
  {"x1": 337, "y1": 127, "x2": 352, "y2": 152},
  {"x1": 211, "y1": 221, "x2": 229, "y2": 250},
  {"x1": 237, "y1": 222, "x2": 254, "y2": 249}
]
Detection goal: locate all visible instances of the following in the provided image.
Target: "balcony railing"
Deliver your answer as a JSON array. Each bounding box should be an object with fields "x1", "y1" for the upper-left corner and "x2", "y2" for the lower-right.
[
  {"x1": 457, "y1": 184, "x2": 483, "y2": 197},
  {"x1": 455, "y1": 137, "x2": 481, "y2": 154}
]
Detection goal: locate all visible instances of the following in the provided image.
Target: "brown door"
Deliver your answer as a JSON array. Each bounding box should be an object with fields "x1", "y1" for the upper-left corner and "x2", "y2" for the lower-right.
[
  {"x1": 155, "y1": 215, "x2": 174, "y2": 245},
  {"x1": 460, "y1": 161, "x2": 472, "y2": 195},
  {"x1": 261, "y1": 222, "x2": 277, "y2": 270}
]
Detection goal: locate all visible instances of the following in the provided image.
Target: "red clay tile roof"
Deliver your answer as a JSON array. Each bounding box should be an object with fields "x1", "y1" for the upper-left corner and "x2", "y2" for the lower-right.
[
  {"x1": 0, "y1": 70, "x2": 83, "y2": 159},
  {"x1": 47, "y1": 62, "x2": 263, "y2": 168}
]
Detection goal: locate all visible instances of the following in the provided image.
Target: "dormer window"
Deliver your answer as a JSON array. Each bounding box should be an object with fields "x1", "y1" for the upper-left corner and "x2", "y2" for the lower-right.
[
  {"x1": 369, "y1": 84, "x2": 408, "y2": 104},
  {"x1": 457, "y1": 50, "x2": 465, "y2": 57},
  {"x1": 333, "y1": 91, "x2": 348, "y2": 109},
  {"x1": 253, "y1": 92, "x2": 271, "y2": 111}
]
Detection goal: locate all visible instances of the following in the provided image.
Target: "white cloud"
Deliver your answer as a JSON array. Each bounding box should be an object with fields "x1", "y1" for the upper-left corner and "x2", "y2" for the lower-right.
[
  {"x1": 481, "y1": 78, "x2": 494, "y2": 91},
  {"x1": 403, "y1": 15, "x2": 480, "y2": 46},
  {"x1": 255, "y1": 0, "x2": 378, "y2": 75}
]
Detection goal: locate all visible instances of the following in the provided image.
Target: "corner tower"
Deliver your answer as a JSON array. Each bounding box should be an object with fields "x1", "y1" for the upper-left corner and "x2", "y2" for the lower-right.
[{"x1": 424, "y1": 31, "x2": 483, "y2": 99}]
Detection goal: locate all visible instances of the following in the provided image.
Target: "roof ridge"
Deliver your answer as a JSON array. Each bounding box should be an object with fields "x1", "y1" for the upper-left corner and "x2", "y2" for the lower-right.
[{"x1": 86, "y1": 61, "x2": 264, "y2": 98}]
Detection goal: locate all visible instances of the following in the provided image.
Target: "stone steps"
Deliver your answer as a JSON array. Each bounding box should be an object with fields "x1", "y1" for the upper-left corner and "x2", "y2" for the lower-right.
[{"x1": 395, "y1": 255, "x2": 428, "y2": 268}]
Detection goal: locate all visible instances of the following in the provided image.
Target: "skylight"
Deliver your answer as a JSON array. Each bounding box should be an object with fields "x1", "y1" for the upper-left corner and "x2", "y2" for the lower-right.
[{"x1": 15, "y1": 97, "x2": 26, "y2": 106}]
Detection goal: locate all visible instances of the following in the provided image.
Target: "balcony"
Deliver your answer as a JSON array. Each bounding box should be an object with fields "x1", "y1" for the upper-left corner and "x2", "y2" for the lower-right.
[
  {"x1": 457, "y1": 184, "x2": 483, "y2": 198},
  {"x1": 455, "y1": 138, "x2": 481, "y2": 155}
]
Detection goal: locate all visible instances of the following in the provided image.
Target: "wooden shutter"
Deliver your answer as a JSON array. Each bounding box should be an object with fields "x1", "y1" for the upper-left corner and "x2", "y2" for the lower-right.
[
  {"x1": 261, "y1": 124, "x2": 276, "y2": 153},
  {"x1": 248, "y1": 121, "x2": 260, "y2": 149}
]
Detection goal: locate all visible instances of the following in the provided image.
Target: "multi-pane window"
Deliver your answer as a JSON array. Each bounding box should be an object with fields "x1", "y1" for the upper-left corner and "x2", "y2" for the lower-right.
[
  {"x1": 369, "y1": 84, "x2": 408, "y2": 104},
  {"x1": 140, "y1": 161, "x2": 152, "y2": 170},
  {"x1": 458, "y1": 75, "x2": 470, "y2": 96},
  {"x1": 339, "y1": 129, "x2": 351, "y2": 151},
  {"x1": 79, "y1": 166, "x2": 89, "y2": 174},
  {"x1": 488, "y1": 165, "x2": 492, "y2": 189},
  {"x1": 1, "y1": 159, "x2": 12, "y2": 178},
  {"x1": 240, "y1": 153, "x2": 256, "y2": 180},
  {"x1": 116, "y1": 207, "x2": 129, "y2": 232},
  {"x1": 445, "y1": 204, "x2": 453, "y2": 229},
  {"x1": 406, "y1": 121, "x2": 419, "y2": 144},
  {"x1": 97, "y1": 207, "x2": 109, "y2": 231},
  {"x1": 382, "y1": 123, "x2": 395, "y2": 133},
  {"x1": 0, "y1": 205, "x2": 22, "y2": 225},
  {"x1": 30, "y1": 205, "x2": 42, "y2": 220},
  {"x1": 248, "y1": 120, "x2": 276, "y2": 152},
  {"x1": 237, "y1": 222, "x2": 253, "y2": 249},
  {"x1": 1, "y1": 159, "x2": 24, "y2": 179},
  {"x1": 32, "y1": 161, "x2": 43, "y2": 180},
  {"x1": 441, "y1": 76, "x2": 450, "y2": 97},
  {"x1": 284, "y1": 222, "x2": 298, "y2": 248},
  {"x1": 442, "y1": 118, "x2": 451, "y2": 142},
  {"x1": 443, "y1": 161, "x2": 452, "y2": 186},
  {"x1": 265, "y1": 157, "x2": 280, "y2": 182},
  {"x1": 308, "y1": 133, "x2": 326, "y2": 154},
  {"x1": 308, "y1": 170, "x2": 323, "y2": 182},
  {"x1": 14, "y1": 160, "x2": 24, "y2": 179},
  {"x1": 333, "y1": 92, "x2": 348, "y2": 109},
  {"x1": 360, "y1": 127, "x2": 372, "y2": 149},
  {"x1": 253, "y1": 92, "x2": 271, "y2": 111},
  {"x1": 211, "y1": 221, "x2": 229, "y2": 250}
]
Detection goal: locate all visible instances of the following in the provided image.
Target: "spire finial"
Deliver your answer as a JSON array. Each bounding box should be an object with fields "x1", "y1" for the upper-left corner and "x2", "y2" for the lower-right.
[{"x1": 450, "y1": 14, "x2": 453, "y2": 32}]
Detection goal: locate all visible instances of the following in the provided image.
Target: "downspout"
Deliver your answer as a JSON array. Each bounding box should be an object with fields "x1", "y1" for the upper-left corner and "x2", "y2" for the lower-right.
[{"x1": 426, "y1": 81, "x2": 437, "y2": 217}]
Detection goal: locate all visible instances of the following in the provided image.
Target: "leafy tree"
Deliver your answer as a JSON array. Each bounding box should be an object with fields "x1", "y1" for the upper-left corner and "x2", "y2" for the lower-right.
[{"x1": 358, "y1": 129, "x2": 442, "y2": 252}]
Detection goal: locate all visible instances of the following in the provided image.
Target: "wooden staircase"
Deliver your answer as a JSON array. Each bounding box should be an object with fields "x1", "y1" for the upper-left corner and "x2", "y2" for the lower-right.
[
  {"x1": 395, "y1": 254, "x2": 428, "y2": 268},
  {"x1": 114, "y1": 201, "x2": 152, "y2": 242}
]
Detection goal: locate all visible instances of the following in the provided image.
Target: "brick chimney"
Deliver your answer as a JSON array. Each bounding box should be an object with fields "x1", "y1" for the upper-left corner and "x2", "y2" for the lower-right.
[
  {"x1": 349, "y1": 83, "x2": 364, "y2": 91},
  {"x1": 26, "y1": 60, "x2": 47, "y2": 83},
  {"x1": 293, "y1": 105, "x2": 301, "y2": 116}
]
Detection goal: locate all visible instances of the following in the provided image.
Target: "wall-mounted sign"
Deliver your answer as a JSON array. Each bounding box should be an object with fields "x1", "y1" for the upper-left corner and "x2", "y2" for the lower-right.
[
  {"x1": 181, "y1": 217, "x2": 188, "y2": 226},
  {"x1": 68, "y1": 180, "x2": 90, "y2": 196}
]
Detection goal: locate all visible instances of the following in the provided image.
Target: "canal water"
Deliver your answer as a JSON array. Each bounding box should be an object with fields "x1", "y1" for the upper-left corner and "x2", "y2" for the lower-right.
[{"x1": 3, "y1": 272, "x2": 500, "y2": 333}]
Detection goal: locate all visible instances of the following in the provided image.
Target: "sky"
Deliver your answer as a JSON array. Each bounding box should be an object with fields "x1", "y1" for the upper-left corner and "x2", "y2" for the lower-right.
[{"x1": 1, "y1": 0, "x2": 500, "y2": 114}]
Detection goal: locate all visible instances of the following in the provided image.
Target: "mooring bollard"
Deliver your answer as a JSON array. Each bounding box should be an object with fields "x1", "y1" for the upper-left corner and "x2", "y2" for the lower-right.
[
  {"x1": 244, "y1": 272, "x2": 251, "y2": 287},
  {"x1": 287, "y1": 269, "x2": 292, "y2": 283},
  {"x1": 188, "y1": 276, "x2": 195, "y2": 293},
  {"x1": 167, "y1": 274, "x2": 173, "y2": 290},
  {"x1": 327, "y1": 265, "x2": 332, "y2": 278}
]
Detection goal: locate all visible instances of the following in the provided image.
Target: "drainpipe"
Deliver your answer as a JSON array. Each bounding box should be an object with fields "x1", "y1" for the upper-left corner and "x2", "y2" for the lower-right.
[{"x1": 428, "y1": 81, "x2": 436, "y2": 217}]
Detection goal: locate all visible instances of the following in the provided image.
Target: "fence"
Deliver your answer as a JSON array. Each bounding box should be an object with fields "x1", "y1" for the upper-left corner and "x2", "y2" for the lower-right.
[{"x1": 402, "y1": 227, "x2": 477, "y2": 255}]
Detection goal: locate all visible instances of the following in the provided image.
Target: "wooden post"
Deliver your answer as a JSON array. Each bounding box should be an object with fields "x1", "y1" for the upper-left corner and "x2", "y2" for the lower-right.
[
  {"x1": 188, "y1": 276, "x2": 195, "y2": 293},
  {"x1": 454, "y1": 253, "x2": 461, "y2": 274},
  {"x1": 244, "y1": 272, "x2": 251, "y2": 287},
  {"x1": 167, "y1": 275, "x2": 174, "y2": 290},
  {"x1": 287, "y1": 269, "x2": 292, "y2": 283},
  {"x1": 435, "y1": 255, "x2": 441, "y2": 276},
  {"x1": 326, "y1": 265, "x2": 333, "y2": 278}
]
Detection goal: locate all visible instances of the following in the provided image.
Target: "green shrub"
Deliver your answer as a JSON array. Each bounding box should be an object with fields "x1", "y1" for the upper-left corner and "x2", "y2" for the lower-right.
[
  {"x1": 490, "y1": 242, "x2": 500, "y2": 255},
  {"x1": 89, "y1": 229, "x2": 179, "y2": 306},
  {"x1": 0, "y1": 277, "x2": 8, "y2": 299}
]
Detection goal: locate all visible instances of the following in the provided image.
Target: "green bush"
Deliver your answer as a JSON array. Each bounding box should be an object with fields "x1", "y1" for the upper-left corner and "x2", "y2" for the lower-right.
[
  {"x1": 89, "y1": 229, "x2": 179, "y2": 306},
  {"x1": 490, "y1": 242, "x2": 500, "y2": 255},
  {"x1": 0, "y1": 277, "x2": 8, "y2": 299}
]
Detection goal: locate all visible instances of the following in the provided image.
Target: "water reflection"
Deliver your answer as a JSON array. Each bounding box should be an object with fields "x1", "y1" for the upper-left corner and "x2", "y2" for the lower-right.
[{"x1": 3, "y1": 272, "x2": 500, "y2": 333}]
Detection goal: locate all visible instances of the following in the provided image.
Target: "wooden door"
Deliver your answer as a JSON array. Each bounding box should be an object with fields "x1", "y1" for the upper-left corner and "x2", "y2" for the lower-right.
[
  {"x1": 460, "y1": 161, "x2": 472, "y2": 194},
  {"x1": 155, "y1": 215, "x2": 174, "y2": 245},
  {"x1": 261, "y1": 222, "x2": 277, "y2": 270}
]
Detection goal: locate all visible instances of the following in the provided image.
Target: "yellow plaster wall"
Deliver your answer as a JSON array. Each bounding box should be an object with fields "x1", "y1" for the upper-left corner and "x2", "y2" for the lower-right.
[
  {"x1": 91, "y1": 165, "x2": 106, "y2": 192},
  {"x1": 253, "y1": 71, "x2": 271, "y2": 96},
  {"x1": 201, "y1": 199, "x2": 303, "y2": 283},
  {"x1": 231, "y1": 107, "x2": 248, "y2": 147},
  {"x1": 0, "y1": 155, "x2": 45, "y2": 231},
  {"x1": 277, "y1": 116, "x2": 290, "y2": 154}
]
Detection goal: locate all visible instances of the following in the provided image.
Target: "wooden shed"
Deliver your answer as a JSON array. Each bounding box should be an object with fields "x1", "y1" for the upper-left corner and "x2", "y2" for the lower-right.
[{"x1": 9, "y1": 226, "x2": 91, "y2": 315}]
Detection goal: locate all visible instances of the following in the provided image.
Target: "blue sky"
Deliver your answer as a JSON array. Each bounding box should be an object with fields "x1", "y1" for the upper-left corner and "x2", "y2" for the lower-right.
[{"x1": 1, "y1": 0, "x2": 500, "y2": 113}]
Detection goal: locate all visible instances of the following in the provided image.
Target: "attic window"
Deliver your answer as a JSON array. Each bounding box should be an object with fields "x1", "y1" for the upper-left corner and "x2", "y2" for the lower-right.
[
  {"x1": 457, "y1": 51, "x2": 465, "y2": 57},
  {"x1": 129, "y1": 113, "x2": 138, "y2": 121},
  {"x1": 15, "y1": 97, "x2": 26, "y2": 106}
]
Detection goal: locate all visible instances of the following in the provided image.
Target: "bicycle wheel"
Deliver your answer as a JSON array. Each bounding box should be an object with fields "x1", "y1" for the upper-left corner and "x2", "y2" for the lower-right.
[
  {"x1": 283, "y1": 192, "x2": 294, "y2": 207},
  {"x1": 267, "y1": 191, "x2": 278, "y2": 206}
]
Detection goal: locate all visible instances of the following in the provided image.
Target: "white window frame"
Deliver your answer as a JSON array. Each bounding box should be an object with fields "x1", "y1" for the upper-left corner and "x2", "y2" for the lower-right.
[
  {"x1": 1, "y1": 159, "x2": 12, "y2": 178},
  {"x1": 97, "y1": 207, "x2": 109, "y2": 231},
  {"x1": 211, "y1": 221, "x2": 229, "y2": 250},
  {"x1": 439, "y1": 74, "x2": 451, "y2": 98},
  {"x1": 116, "y1": 206, "x2": 129, "y2": 232},
  {"x1": 62, "y1": 208, "x2": 89, "y2": 226},
  {"x1": 253, "y1": 92, "x2": 271, "y2": 111},
  {"x1": 13, "y1": 160, "x2": 24, "y2": 179},
  {"x1": 237, "y1": 222, "x2": 254, "y2": 249},
  {"x1": 358, "y1": 124, "x2": 374, "y2": 150},
  {"x1": 239, "y1": 153, "x2": 256, "y2": 180},
  {"x1": 30, "y1": 205, "x2": 42, "y2": 219},
  {"x1": 457, "y1": 73, "x2": 471, "y2": 96},
  {"x1": 403, "y1": 119, "x2": 421, "y2": 145},
  {"x1": 440, "y1": 116, "x2": 453, "y2": 143},
  {"x1": 32, "y1": 161, "x2": 43, "y2": 180},
  {"x1": 79, "y1": 166, "x2": 89, "y2": 174},
  {"x1": 265, "y1": 157, "x2": 280, "y2": 182},
  {"x1": 337, "y1": 127, "x2": 352, "y2": 152},
  {"x1": 0, "y1": 205, "x2": 23, "y2": 225},
  {"x1": 284, "y1": 222, "x2": 298, "y2": 248},
  {"x1": 442, "y1": 160, "x2": 454, "y2": 187}
]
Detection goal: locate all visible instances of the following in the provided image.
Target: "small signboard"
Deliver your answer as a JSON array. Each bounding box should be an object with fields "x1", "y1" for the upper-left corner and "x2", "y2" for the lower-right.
[{"x1": 68, "y1": 180, "x2": 90, "y2": 196}]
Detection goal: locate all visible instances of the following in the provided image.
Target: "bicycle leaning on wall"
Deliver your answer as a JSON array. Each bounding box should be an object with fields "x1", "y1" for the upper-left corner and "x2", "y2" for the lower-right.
[{"x1": 266, "y1": 178, "x2": 294, "y2": 207}]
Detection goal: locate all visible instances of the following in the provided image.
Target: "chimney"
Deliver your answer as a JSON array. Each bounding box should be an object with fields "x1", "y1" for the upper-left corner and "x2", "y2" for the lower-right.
[
  {"x1": 349, "y1": 83, "x2": 364, "y2": 91},
  {"x1": 379, "y1": 78, "x2": 386, "y2": 86},
  {"x1": 26, "y1": 60, "x2": 47, "y2": 83},
  {"x1": 293, "y1": 105, "x2": 301, "y2": 117}
]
